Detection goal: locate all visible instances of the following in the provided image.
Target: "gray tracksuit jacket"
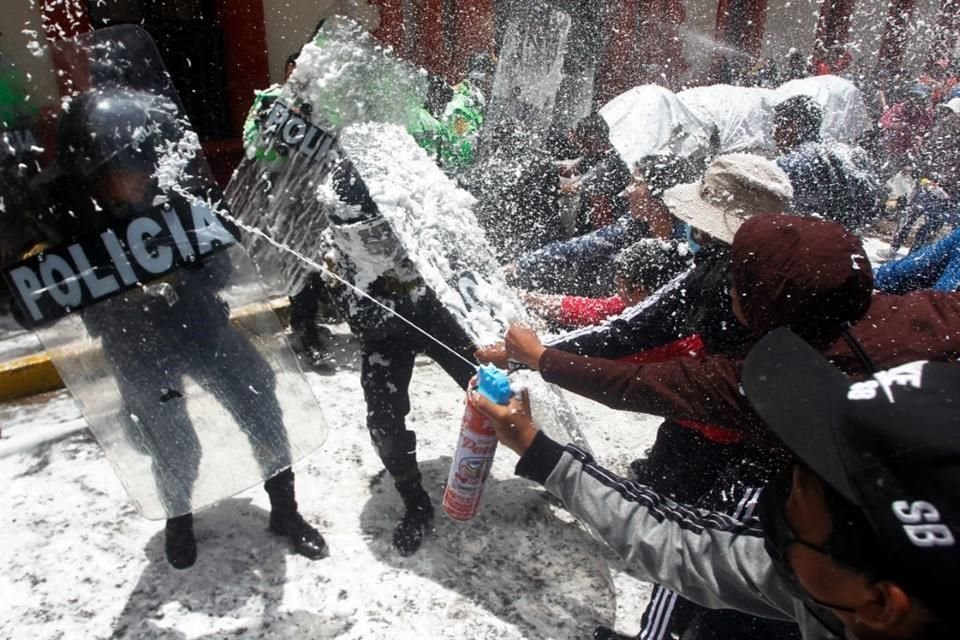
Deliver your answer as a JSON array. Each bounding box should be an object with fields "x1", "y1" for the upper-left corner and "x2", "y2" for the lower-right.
[{"x1": 517, "y1": 432, "x2": 847, "y2": 640}]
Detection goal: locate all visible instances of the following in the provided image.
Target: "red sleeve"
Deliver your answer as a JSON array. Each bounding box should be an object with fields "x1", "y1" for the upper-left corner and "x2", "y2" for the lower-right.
[
  {"x1": 538, "y1": 347, "x2": 768, "y2": 436},
  {"x1": 611, "y1": 335, "x2": 744, "y2": 443},
  {"x1": 559, "y1": 295, "x2": 627, "y2": 328},
  {"x1": 617, "y1": 334, "x2": 705, "y2": 365}
]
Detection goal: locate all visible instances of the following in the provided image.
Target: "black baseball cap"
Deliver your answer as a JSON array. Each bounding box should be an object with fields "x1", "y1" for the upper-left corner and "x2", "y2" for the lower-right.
[{"x1": 742, "y1": 329, "x2": 959, "y2": 609}]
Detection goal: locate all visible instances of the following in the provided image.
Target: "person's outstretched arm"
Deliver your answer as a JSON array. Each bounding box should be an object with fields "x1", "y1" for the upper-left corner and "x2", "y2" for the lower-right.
[
  {"x1": 496, "y1": 324, "x2": 763, "y2": 434},
  {"x1": 470, "y1": 391, "x2": 797, "y2": 622}
]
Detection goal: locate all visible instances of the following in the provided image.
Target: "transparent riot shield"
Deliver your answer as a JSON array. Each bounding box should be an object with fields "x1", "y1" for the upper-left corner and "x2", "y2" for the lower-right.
[
  {"x1": 2, "y1": 26, "x2": 327, "y2": 520},
  {"x1": 0, "y1": 55, "x2": 44, "y2": 271},
  {"x1": 330, "y1": 122, "x2": 591, "y2": 450},
  {"x1": 230, "y1": 17, "x2": 591, "y2": 448},
  {"x1": 225, "y1": 17, "x2": 426, "y2": 297},
  {"x1": 480, "y1": 1, "x2": 573, "y2": 153},
  {"x1": 553, "y1": 58, "x2": 597, "y2": 135},
  {"x1": 551, "y1": 0, "x2": 602, "y2": 134}
]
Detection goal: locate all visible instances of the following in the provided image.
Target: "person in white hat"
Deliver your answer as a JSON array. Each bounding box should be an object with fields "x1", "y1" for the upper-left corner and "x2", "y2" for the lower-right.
[{"x1": 661, "y1": 152, "x2": 794, "y2": 245}]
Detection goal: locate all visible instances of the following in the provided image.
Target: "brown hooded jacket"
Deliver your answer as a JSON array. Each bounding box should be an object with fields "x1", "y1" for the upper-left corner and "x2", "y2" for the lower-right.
[{"x1": 538, "y1": 216, "x2": 960, "y2": 437}]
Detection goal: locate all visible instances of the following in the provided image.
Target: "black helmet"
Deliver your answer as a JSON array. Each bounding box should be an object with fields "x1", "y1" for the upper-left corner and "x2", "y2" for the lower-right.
[
  {"x1": 573, "y1": 112, "x2": 609, "y2": 144},
  {"x1": 57, "y1": 87, "x2": 187, "y2": 179}
]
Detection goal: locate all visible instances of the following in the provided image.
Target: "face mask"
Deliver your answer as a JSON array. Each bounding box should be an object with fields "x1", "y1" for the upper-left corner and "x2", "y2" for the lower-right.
[
  {"x1": 757, "y1": 469, "x2": 802, "y2": 594},
  {"x1": 757, "y1": 467, "x2": 860, "y2": 615},
  {"x1": 684, "y1": 224, "x2": 701, "y2": 255}
]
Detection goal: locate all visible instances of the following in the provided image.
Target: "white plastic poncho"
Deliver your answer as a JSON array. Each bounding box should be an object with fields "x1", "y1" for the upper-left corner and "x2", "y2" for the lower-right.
[
  {"x1": 600, "y1": 76, "x2": 871, "y2": 167},
  {"x1": 678, "y1": 84, "x2": 778, "y2": 156},
  {"x1": 599, "y1": 84, "x2": 714, "y2": 166}
]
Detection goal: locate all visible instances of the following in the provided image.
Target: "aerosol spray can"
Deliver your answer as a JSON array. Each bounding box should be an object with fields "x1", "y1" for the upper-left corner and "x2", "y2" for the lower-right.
[{"x1": 442, "y1": 364, "x2": 512, "y2": 521}]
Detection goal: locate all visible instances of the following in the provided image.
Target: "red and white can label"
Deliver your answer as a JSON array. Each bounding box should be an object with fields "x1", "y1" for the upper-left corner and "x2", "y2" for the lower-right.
[{"x1": 442, "y1": 401, "x2": 499, "y2": 521}]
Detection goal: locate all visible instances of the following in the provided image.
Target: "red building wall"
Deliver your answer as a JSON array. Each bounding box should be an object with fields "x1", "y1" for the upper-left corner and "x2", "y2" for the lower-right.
[
  {"x1": 371, "y1": 0, "x2": 495, "y2": 83},
  {"x1": 878, "y1": 0, "x2": 918, "y2": 76},
  {"x1": 40, "y1": 0, "x2": 960, "y2": 153},
  {"x1": 814, "y1": 0, "x2": 857, "y2": 70}
]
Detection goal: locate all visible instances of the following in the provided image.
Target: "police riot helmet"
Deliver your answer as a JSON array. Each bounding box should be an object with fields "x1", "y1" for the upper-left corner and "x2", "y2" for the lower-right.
[
  {"x1": 57, "y1": 86, "x2": 187, "y2": 180},
  {"x1": 573, "y1": 112, "x2": 610, "y2": 148}
]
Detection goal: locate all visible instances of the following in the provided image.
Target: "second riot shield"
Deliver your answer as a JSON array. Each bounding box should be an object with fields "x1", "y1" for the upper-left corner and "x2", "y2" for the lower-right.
[
  {"x1": 480, "y1": 1, "x2": 573, "y2": 154},
  {"x1": 224, "y1": 18, "x2": 427, "y2": 297}
]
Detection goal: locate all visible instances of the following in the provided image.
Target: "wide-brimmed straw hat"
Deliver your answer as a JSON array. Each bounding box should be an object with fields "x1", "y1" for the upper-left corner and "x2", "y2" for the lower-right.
[{"x1": 662, "y1": 153, "x2": 793, "y2": 243}]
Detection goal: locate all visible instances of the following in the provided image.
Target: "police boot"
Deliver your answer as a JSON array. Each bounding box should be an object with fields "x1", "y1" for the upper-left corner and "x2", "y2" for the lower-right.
[
  {"x1": 298, "y1": 325, "x2": 335, "y2": 372},
  {"x1": 264, "y1": 468, "x2": 328, "y2": 559},
  {"x1": 393, "y1": 477, "x2": 434, "y2": 557},
  {"x1": 164, "y1": 513, "x2": 197, "y2": 570}
]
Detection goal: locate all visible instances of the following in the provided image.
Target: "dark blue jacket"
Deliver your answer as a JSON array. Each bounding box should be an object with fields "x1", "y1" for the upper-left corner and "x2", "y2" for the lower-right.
[
  {"x1": 514, "y1": 216, "x2": 648, "y2": 296},
  {"x1": 546, "y1": 243, "x2": 754, "y2": 358},
  {"x1": 776, "y1": 141, "x2": 882, "y2": 230}
]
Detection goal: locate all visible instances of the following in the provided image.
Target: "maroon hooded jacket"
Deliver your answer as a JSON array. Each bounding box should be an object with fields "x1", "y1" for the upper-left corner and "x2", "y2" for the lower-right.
[{"x1": 538, "y1": 215, "x2": 960, "y2": 437}]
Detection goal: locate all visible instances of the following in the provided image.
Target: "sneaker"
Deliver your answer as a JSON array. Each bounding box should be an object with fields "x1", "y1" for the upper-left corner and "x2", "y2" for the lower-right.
[
  {"x1": 294, "y1": 326, "x2": 335, "y2": 371},
  {"x1": 593, "y1": 626, "x2": 635, "y2": 640},
  {"x1": 303, "y1": 344, "x2": 336, "y2": 372}
]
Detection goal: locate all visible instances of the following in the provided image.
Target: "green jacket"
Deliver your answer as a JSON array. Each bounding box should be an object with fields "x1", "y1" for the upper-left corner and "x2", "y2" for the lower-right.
[
  {"x1": 440, "y1": 80, "x2": 485, "y2": 168},
  {"x1": 407, "y1": 107, "x2": 450, "y2": 163},
  {"x1": 241, "y1": 84, "x2": 283, "y2": 162},
  {"x1": 0, "y1": 60, "x2": 37, "y2": 127}
]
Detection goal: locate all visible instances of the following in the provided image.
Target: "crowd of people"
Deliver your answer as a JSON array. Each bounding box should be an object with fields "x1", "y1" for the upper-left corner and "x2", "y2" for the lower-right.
[
  {"x1": 1, "y1": 16, "x2": 958, "y2": 640},
  {"x1": 255, "y1": 33, "x2": 959, "y2": 639},
  {"x1": 394, "y1": 45, "x2": 959, "y2": 640},
  {"x1": 145, "y1": 33, "x2": 960, "y2": 377}
]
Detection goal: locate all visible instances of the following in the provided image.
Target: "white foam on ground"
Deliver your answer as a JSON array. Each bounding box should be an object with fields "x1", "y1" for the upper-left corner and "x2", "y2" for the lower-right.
[{"x1": 1, "y1": 325, "x2": 656, "y2": 639}]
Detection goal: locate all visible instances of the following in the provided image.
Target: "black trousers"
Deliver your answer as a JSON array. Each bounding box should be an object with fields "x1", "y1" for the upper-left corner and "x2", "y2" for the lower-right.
[
  {"x1": 360, "y1": 303, "x2": 477, "y2": 482},
  {"x1": 635, "y1": 423, "x2": 802, "y2": 640},
  {"x1": 104, "y1": 321, "x2": 291, "y2": 515},
  {"x1": 289, "y1": 272, "x2": 336, "y2": 334}
]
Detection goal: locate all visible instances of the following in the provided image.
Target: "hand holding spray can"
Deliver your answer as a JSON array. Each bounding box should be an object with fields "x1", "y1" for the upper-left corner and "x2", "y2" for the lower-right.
[{"x1": 442, "y1": 364, "x2": 512, "y2": 521}]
